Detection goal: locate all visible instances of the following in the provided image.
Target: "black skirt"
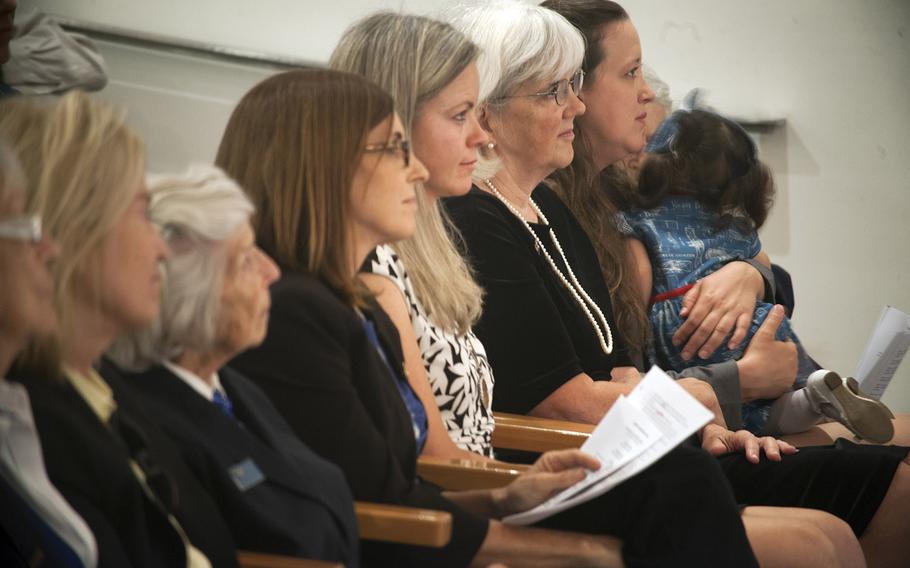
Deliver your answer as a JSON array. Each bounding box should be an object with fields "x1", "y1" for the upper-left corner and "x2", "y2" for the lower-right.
[
  {"x1": 538, "y1": 444, "x2": 758, "y2": 568},
  {"x1": 717, "y1": 438, "x2": 909, "y2": 535}
]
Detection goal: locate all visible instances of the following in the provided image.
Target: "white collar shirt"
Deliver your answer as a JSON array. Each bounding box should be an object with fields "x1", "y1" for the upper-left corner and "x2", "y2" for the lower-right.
[{"x1": 162, "y1": 361, "x2": 226, "y2": 403}]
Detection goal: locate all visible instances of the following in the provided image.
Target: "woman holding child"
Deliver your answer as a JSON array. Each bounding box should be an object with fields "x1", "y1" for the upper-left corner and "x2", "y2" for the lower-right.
[{"x1": 544, "y1": 0, "x2": 910, "y2": 447}]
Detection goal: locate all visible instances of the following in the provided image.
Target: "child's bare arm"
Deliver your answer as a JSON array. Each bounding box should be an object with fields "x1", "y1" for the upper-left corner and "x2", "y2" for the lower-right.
[{"x1": 754, "y1": 249, "x2": 772, "y2": 269}]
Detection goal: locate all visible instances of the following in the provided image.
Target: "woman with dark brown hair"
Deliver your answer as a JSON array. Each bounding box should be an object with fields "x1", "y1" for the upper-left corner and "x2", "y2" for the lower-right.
[
  {"x1": 534, "y1": 1, "x2": 910, "y2": 565},
  {"x1": 542, "y1": 0, "x2": 783, "y2": 402}
]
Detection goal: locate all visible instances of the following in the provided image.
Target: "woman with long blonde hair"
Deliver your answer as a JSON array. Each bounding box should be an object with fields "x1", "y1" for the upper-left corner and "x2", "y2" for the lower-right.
[{"x1": 330, "y1": 12, "x2": 495, "y2": 458}]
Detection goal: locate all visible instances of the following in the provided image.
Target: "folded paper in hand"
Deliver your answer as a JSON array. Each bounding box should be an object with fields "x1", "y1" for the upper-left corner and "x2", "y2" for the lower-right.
[{"x1": 504, "y1": 366, "x2": 713, "y2": 525}]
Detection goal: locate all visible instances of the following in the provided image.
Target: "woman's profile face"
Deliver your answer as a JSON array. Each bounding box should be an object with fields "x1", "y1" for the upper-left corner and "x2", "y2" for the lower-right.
[
  {"x1": 488, "y1": 70, "x2": 586, "y2": 181},
  {"x1": 349, "y1": 113, "x2": 429, "y2": 248},
  {"x1": 412, "y1": 63, "x2": 488, "y2": 200},
  {"x1": 88, "y1": 179, "x2": 169, "y2": 334},
  {"x1": 214, "y1": 222, "x2": 280, "y2": 356},
  {"x1": 623, "y1": 97, "x2": 668, "y2": 174},
  {"x1": 578, "y1": 19, "x2": 656, "y2": 170},
  {"x1": 0, "y1": 188, "x2": 59, "y2": 344}
]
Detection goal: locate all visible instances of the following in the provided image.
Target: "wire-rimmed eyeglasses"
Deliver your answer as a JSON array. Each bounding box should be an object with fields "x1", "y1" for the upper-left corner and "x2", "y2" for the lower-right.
[
  {"x1": 0, "y1": 215, "x2": 42, "y2": 243},
  {"x1": 499, "y1": 69, "x2": 585, "y2": 106},
  {"x1": 364, "y1": 133, "x2": 411, "y2": 168}
]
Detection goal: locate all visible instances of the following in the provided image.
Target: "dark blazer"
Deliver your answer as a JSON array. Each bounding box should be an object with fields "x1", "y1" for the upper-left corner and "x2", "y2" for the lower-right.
[
  {"x1": 16, "y1": 369, "x2": 238, "y2": 568},
  {"x1": 121, "y1": 363, "x2": 359, "y2": 567},
  {"x1": 231, "y1": 272, "x2": 489, "y2": 568}
]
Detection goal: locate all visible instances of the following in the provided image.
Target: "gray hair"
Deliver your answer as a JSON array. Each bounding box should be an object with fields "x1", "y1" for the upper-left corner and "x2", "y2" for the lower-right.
[
  {"x1": 0, "y1": 135, "x2": 24, "y2": 212},
  {"x1": 448, "y1": 0, "x2": 585, "y2": 104},
  {"x1": 330, "y1": 12, "x2": 479, "y2": 134},
  {"x1": 643, "y1": 64, "x2": 672, "y2": 114},
  {"x1": 108, "y1": 164, "x2": 254, "y2": 370},
  {"x1": 447, "y1": 0, "x2": 585, "y2": 177}
]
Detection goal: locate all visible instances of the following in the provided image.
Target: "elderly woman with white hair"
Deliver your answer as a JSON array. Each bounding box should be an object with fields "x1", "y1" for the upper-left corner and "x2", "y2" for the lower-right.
[{"x1": 108, "y1": 165, "x2": 359, "y2": 566}]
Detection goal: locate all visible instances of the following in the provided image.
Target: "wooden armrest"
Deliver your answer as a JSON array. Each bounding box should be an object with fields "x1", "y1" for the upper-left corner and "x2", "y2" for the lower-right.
[
  {"x1": 355, "y1": 502, "x2": 451, "y2": 547},
  {"x1": 492, "y1": 412, "x2": 593, "y2": 453},
  {"x1": 417, "y1": 455, "x2": 529, "y2": 490},
  {"x1": 237, "y1": 551, "x2": 342, "y2": 568}
]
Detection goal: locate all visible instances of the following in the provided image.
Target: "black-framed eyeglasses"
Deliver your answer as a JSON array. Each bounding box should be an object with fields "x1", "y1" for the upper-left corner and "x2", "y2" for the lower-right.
[
  {"x1": 0, "y1": 215, "x2": 42, "y2": 243},
  {"x1": 500, "y1": 69, "x2": 585, "y2": 106},
  {"x1": 364, "y1": 134, "x2": 411, "y2": 168}
]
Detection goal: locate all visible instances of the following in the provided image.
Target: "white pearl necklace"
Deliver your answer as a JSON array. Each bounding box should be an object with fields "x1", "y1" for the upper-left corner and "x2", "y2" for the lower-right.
[{"x1": 482, "y1": 178, "x2": 614, "y2": 355}]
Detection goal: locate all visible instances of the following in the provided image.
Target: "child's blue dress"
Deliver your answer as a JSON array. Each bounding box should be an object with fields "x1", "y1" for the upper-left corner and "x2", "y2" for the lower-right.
[{"x1": 617, "y1": 197, "x2": 818, "y2": 433}]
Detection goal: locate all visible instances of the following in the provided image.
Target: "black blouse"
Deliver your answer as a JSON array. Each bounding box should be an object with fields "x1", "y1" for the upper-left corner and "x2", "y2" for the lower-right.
[
  {"x1": 230, "y1": 272, "x2": 488, "y2": 568},
  {"x1": 445, "y1": 184, "x2": 632, "y2": 414}
]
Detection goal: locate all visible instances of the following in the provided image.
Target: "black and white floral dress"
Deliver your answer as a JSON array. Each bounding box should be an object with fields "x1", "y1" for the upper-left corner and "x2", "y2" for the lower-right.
[{"x1": 367, "y1": 245, "x2": 496, "y2": 457}]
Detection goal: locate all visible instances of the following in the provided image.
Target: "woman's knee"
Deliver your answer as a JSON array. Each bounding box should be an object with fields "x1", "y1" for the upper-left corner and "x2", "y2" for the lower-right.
[
  {"x1": 806, "y1": 509, "x2": 854, "y2": 540},
  {"x1": 744, "y1": 513, "x2": 840, "y2": 568},
  {"x1": 804, "y1": 510, "x2": 864, "y2": 566},
  {"x1": 885, "y1": 461, "x2": 910, "y2": 498}
]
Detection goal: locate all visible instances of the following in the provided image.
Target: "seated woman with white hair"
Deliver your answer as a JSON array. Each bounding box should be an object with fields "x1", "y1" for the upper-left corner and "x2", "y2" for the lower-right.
[{"x1": 107, "y1": 165, "x2": 359, "y2": 567}]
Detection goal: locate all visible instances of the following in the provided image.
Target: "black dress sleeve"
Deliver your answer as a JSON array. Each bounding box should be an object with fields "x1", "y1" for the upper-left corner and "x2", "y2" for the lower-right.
[{"x1": 230, "y1": 273, "x2": 488, "y2": 568}]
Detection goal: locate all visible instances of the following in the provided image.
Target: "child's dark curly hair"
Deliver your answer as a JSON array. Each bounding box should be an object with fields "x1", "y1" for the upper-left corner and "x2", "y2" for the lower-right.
[{"x1": 636, "y1": 109, "x2": 775, "y2": 231}]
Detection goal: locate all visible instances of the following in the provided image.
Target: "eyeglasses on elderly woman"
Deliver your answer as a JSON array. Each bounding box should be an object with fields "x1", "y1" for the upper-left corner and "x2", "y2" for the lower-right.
[
  {"x1": 498, "y1": 69, "x2": 585, "y2": 106},
  {"x1": 0, "y1": 214, "x2": 41, "y2": 243}
]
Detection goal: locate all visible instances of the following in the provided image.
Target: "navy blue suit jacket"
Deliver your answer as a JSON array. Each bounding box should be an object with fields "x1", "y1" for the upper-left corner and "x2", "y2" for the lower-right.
[{"x1": 122, "y1": 364, "x2": 359, "y2": 567}]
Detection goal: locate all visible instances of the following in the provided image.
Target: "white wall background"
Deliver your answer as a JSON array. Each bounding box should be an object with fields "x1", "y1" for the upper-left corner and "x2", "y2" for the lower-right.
[{"x1": 20, "y1": 0, "x2": 910, "y2": 412}]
